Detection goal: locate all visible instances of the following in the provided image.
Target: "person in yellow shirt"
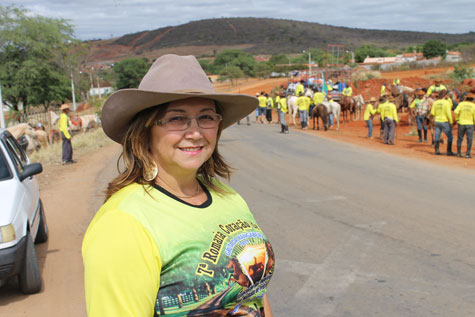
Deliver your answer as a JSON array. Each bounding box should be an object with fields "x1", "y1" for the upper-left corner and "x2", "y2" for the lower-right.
[
  {"x1": 296, "y1": 92, "x2": 310, "y2": 129},
  {"x1": 380, "y1": 82, "x2": 386, "y2": 97},
  {"x1": 275, "y1": 94, "x2": 281, "y2": 124},
  {"x1": 278, "y1": 93, "x2": 289, "y2": 134},
  {"x1": 409, "y1": 89, "x2": 429, "y2": 143},
  {"x1": 266, "y1": 93, "x2": 274, "y2": 124},
  {"x1": 380, "y1": 96, "x2": 399, "y2": 144},
  {"x1": 375, "y1": 95, "x2": 387, "y2": 138},
  {"x1": 430, "y1": 90, "x2": 454, "y2": 155},
  {"x1": 454, "y1": 93, "x2": 475, "y2": 158},
  {"x1": 58, "y1": 104, "x2": 75, "y2": 164},
  {"x1": 427, "y1": 78, "x2": 447, "y2": 97},
  {"x1": 295, "y1": 80, "x2": 305, "y2": 97},
  {"x1": 257, "y1": 92, "x2": 267, "y2": 124},
  {"x1": 364, "y1": 97, "x2": 377, "y2": 138}
]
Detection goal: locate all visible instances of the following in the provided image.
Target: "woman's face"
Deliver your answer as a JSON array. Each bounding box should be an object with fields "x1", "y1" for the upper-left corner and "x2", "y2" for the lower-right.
[{"x1": 150, "y1": 97, "x2": 219, "y2": 176}]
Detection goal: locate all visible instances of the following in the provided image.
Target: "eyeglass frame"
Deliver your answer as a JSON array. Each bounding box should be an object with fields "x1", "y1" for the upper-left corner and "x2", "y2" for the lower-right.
[{"x1": 155, "y1": 113, "x2": 223, "y2": 131}]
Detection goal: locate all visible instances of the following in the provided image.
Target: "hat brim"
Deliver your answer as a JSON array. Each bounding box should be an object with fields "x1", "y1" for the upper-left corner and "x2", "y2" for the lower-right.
[{"x1": 101, "y1": 89, "x2": 258, "y2": 143}]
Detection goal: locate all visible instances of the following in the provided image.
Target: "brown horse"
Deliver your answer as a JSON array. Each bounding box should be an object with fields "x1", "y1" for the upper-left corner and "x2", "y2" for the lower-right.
[
  {"x1": 341, "y1": 96, "x2": 353, "y2": 122},
  {"x1": 312, "y1": 104, "x2": 328, "y2": 130},
  {"x1": 248, "y1": 257, "x2": 264, "y2": 282},
  {"x1": 227, "y1": 258, "x2": 250, "y2": 287}
]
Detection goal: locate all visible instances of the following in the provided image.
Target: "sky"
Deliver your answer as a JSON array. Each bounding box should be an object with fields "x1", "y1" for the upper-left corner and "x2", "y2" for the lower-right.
[{"x1": 3, "y1": 0, "x2": 475, "y2": 40}]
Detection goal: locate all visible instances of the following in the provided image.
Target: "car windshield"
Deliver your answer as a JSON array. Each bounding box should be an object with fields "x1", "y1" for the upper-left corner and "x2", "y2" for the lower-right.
[{"x1": 0, "y1": 149, "x2": 12, "y2": 181}]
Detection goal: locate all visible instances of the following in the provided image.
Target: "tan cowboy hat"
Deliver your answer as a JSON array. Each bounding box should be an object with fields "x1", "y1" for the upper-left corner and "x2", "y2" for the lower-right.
[
  {"x1": 416, "y1": 89, "x2": 425, "y2": 96},
  {"x1": 101, "y1": 54, "x2": 258, "y2": 143},
  {"x1": 435, "y1": 78, "x2": 442, "y2": 83},
  {"x1": 369, "y1": 97, "x2": 376, "y2": 102},
  {"x1": 60, "y1": 104, "x2": 70, "y2": 110},
  {"x1": 466, "y1": 93, "x2": 475, "y2": 100}
]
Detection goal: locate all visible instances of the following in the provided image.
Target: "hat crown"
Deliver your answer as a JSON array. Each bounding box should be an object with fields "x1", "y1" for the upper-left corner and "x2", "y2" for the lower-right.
[{"x1": 139, "y1": 54, "x2": 214, "y2": 94}]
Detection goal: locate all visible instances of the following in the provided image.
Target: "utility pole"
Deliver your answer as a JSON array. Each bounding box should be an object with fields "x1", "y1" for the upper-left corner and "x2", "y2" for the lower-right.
[
  {"x1": 0, "y1": 80, "x2": 5, "y2": 129},
  {"x1": 71, "y1": 73, "x2": 77, "y2": 111}
]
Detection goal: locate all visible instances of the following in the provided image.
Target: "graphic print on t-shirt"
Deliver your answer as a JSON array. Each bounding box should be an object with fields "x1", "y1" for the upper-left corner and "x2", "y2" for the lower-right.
[{"x1": 154, "y1": 219, "x2": 275, "y2": 316}]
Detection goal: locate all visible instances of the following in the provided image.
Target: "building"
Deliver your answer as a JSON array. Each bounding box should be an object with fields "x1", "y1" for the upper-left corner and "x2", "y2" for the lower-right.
[{"x1": 446, "y1": 51, "x2": 462, "y2": 62}]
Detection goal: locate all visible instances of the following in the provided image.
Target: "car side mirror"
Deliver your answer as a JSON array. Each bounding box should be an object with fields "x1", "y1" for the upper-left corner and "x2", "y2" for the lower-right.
[{"x1": 19, "y1": 163, "x2": 43, "y2": 182}]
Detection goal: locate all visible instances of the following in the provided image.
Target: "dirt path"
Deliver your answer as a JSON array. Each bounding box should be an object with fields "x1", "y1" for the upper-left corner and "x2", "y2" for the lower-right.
[{"x1": 0, "y1": 143, "x2": 121, "y2": 316}]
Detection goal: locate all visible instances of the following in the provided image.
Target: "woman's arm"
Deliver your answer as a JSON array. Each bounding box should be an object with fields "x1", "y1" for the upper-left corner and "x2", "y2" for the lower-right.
[{"x1": 263, "y1": 293, "x2": 273, "y2": 317}]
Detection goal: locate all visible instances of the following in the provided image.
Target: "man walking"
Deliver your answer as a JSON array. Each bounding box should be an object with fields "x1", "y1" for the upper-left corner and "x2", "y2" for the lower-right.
[
  {"x1": 454, "y1": 93, "x2": 475, "y2": 158},
  {"x1": 430, "y1": 90, "x2": 454, "y2": 155}
]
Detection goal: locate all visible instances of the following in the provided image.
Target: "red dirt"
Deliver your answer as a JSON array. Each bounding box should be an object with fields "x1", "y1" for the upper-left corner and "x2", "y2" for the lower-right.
[{"x1": 215, "y1": 71, "x2": 475, "y2": 172}]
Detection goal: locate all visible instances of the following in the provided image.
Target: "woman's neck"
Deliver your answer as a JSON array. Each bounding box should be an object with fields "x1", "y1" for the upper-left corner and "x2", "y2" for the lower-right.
[{"x1": 155, "y1": 169, "x2": 200, "y2": 198}]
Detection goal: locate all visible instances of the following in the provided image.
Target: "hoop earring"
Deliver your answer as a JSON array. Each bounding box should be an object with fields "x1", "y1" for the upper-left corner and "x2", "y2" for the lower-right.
[{"x1": 143, "y1": 162, "x2": 158, "y2": 182}]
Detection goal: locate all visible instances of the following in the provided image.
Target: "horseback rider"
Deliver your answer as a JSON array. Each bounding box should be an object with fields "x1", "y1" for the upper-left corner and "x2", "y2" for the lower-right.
[
  {"x1": 381, "y1": 82, "x2": 387, "y2": 96},
  {"x1": 295, "y1": 79, "x2": 305, "y2": 97},
  {"x1": 427, "y1": 78, "x2": 447, "y2": 97}
]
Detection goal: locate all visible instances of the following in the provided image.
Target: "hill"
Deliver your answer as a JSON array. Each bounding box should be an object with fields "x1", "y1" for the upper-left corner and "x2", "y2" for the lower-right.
[{"x1": 86, "y1": 17, "x2": 475, "y2": 64}]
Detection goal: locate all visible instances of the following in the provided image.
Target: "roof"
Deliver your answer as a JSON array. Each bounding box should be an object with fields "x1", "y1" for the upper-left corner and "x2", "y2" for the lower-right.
[{"x1": 447, "y1": 51, "x2": 461, "y2": 55}]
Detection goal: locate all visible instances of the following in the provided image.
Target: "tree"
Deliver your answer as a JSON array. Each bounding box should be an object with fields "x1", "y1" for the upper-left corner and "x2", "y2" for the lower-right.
[
  {"x1": 218, "y1": 66, "x2": 244, "y2": 86},
  {"x1": 213, "y1": 49, "x2": 256, "y2": 77},
  {"x1": 422, "y1": 40, "x2": 447, "y2": 59},
  {"x1": 269, "y1": 53, "x2": 290, "y2": 66},
  {"x1": 255, "y1": 62, "x2": 272, "y2": 79},
  {"x1": 113, "y1": 58, "x2": 150, "y2": 89},
  {"x1": 0, "y1": 5, "x2": 77, "y2": 112},
  {"x1": 354, "y1": 45, "x2": 389, "y2": 63}
]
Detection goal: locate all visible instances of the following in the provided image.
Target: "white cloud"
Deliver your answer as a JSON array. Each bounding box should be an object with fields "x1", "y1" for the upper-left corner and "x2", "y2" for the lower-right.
[{"x1": 3, "y1": 0, "x2": 474, "y2": 40}]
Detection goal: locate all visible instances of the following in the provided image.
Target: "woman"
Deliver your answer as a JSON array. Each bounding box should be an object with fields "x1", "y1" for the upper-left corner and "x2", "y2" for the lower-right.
[{"x1": 82, "y1": 55, "x2": 275, "y2": 316}]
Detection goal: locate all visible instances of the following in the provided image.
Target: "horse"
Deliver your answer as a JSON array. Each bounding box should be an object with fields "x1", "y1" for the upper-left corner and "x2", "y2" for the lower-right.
[
  {"x1": 312, "y1": 104, "x2": 328, "y2": 130},
  {"x1": 227, "y1": 258, "x2": 251, "y2": 287},
  {"x1": 286, "y1": 95, "x2": 299, "y2": 126},
  {"x1": 265, "y1": 241, "x2": 275, "y2": 277},
  {"x1": 341, "y1": 95, "x2": 353, "y2": 122},
  {"x1": 321, "y1": 100, "x2": 341, "y2": 130},
  {"x1": 353, "y1": 94, "x2": 365, "y2": 120}
]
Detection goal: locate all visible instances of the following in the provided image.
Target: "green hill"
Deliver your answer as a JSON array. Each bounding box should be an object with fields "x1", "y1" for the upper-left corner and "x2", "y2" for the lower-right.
[{"x1": 88, "y1": 17, "x2": 475, "y2": 62}]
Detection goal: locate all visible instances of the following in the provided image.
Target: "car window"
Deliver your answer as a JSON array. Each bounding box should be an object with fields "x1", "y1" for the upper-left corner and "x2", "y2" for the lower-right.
[
  {"x1": 0, "y1": 148, "x2": 12, "y2": 181},
  {"x1": 4, "y1": 138, "x2": 25, "y2": 174},
  {"x1": 7, "y1": 136, "x2": 28, "y2": 165}
]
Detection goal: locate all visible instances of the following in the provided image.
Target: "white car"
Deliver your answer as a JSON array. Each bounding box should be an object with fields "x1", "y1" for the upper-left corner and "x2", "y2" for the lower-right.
[{"x1": 0, "y1": 129, "x2": 48, "y2": 294}]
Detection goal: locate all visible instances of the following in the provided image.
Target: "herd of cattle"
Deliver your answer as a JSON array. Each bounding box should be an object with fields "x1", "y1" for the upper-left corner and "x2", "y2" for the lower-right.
[{"x1": 5, "y1": 112, "x2": 101, "y2": 153}]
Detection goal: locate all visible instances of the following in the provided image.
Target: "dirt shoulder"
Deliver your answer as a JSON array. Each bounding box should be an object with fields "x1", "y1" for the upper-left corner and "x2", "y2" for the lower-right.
[{"x1": 216, "y1": 74, "x2": 475, "y2": 173}]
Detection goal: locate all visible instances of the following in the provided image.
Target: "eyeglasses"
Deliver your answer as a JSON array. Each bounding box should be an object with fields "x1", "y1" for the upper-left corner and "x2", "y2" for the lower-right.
[{"x1": 156, "y1": 113, "x2": 222, "y2": 131}]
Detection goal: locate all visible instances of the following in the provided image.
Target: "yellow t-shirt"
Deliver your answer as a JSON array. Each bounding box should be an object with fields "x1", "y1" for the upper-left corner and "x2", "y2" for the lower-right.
[
  {"x1": 59, "y1": 113, "x2": 71, "y2": 139},
  {"x1": 454, "y1": 101, "x2": 475, "y2": 125},
  {"x1": 258, "y1": 96, "x2": 267, "y2": 108},
  {"x1": 364, "y1": 104, "x2": 376, "y2": 121},
  {"x1": 295, "y1": 84, "x2": 304, "y2": 97},
  {"x1": 430, "y1": 99, "x2": 453, "y2": 124},
  {"x1": 82, "y1": 181, "x2": 274, "y2": 317},
  {"x1": 313, "y1": 92, "x2": 325, "y2": 105},
  {"x1": 297, "y1": 96, "x2": 310, "y2": 111},
  {"x1": 427, "y1": 84, "x2": 447, "y2": 96},
  {"x1": 280, "y1": 97, "x2": 288, "y2": 113},
  {"x1": 381, "y1": 102, "x2": 398, "y2": 123}
]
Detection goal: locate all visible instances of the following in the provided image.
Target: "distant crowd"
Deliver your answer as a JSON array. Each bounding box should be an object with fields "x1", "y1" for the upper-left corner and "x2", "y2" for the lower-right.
[{"x1": 238, "y1": 78, "x2": 475, "y2": 159}]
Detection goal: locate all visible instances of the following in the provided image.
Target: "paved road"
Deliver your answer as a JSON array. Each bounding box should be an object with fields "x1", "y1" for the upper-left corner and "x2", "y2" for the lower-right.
[
  {"x1": 2, "y1": 122, "x2": 474, "y2": 316},
  {"x1": 221, "y1": 123, "x2": 475, "y2": 316}
]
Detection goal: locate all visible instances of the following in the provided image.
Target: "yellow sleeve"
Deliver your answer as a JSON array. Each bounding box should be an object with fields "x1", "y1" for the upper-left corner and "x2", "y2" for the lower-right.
[
  {"x1": 82, "y1": 211, "x2": 162, "y2": 317},
  {"x1": 454, "y1": 104, "x2": 460, "y2": 121},
  {"x1": 427, "y1": 86, "x2": 433, "y2": 96},
  {"x1": 430, "y1": 103, "x2": 436, "y2": 116},
  {"x1": 59, "y1": 114, "x2": 71, "y2": 139},
  {"x1": 393, "y1": 104, "x2": 399, "y2": 123},
  {"x1": 446, "y1": 103, "x2": 453, "y2": 124},
  {"x1": 409, "y1": 100, "x2": 417, "y2": 109}
]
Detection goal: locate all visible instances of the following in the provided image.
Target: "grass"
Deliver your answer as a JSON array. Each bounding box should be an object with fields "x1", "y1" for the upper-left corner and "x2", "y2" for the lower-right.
[{"x1": 29, "y1": 128, "x2": 114, "y2": 165}]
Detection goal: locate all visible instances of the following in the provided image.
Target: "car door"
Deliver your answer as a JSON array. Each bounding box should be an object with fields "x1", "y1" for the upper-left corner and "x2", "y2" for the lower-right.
[{"x1": 3, "y1": 135, "x2": 40, "y2": 237}]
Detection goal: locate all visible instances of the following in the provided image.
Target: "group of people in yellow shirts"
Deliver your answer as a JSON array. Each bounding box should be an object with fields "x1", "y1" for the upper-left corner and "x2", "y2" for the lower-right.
[
  {"x1": 365, "y1": 78, "x2": 475, "y2": 157},
  {"x1": 256, "y1": 90, "x2": 290, "y2": 134}
]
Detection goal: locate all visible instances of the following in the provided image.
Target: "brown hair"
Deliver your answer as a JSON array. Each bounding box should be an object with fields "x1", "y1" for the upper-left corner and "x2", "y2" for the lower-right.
[{"x1": 105, "y1": 102, "x2": 232, "y2": 201}]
